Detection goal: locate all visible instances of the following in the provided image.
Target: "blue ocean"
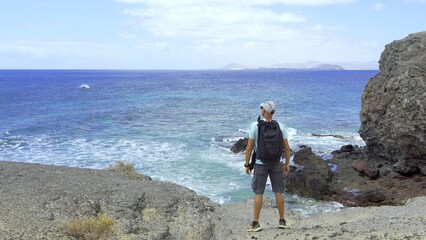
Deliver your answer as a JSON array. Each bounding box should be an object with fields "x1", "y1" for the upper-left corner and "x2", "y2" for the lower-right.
[{"x1": 0, "y1": 69, "x2": 377, "y2": 216}]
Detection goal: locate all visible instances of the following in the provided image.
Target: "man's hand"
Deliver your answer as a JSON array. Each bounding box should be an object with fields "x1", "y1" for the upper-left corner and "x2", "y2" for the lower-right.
[
  {"x1": 245, "y1": 167, "x2": 251, "y2": 175},
  {"x1": 283, "y1": 164, "x2": 290, "y2": 175}
]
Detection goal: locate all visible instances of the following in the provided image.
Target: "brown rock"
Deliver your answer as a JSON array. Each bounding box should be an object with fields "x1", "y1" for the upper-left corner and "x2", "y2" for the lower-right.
[{"x1": 352, "y1": 160, "x2": 366, "y2": 173}]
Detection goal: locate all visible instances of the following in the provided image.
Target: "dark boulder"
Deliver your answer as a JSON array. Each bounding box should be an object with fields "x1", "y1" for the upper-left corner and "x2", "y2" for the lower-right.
[
  {"x1": 332, "y1": 145, "x2": 364, "y2": 156},
  {"x1": 230, "y1": 138, "x2": 248, "y2": 153},
  {"x1": 340, "y1": 144, "x2": 354, "y2": 152},
  {"x1": 286, "y1": 147, "x2": 333, "y2": 200}
]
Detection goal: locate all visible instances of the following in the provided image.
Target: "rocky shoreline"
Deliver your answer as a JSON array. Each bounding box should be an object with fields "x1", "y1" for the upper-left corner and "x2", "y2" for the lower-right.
[
  {"x1": 232, "y1": 140, "x2": 426, "y2": 207},
  {"x1": 289, "y1": 145, "x2": 426, "y2": 207},
  {"x1": 1, "y1": 161, "x2": 425, "y2": 240}
]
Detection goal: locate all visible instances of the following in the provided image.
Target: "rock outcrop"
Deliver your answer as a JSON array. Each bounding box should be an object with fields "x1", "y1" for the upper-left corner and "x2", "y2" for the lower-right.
[
  {"x1": 286, "y1": 147, "x2": 333, "y2": 200},
  {"x1": 0, "y1": 162, "x2": 218, "y2": 240},
  {"x1": 359, "y1": 31, "x2": 426, "y2": 174}
]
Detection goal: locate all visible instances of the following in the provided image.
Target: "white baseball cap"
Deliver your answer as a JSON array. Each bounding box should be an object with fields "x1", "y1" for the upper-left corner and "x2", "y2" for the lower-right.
[{"x1": 260, "y1": 101, "x2": 276, "y2": 114}]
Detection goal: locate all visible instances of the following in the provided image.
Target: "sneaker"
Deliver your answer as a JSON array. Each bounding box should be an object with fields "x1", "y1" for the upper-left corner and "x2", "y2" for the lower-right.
[
  {"x1": 279, "y1": 219, "x2": 287, "y2": 229},
  {"x1": 247, "y1": 221, "x2": 262, "y2": 232}
]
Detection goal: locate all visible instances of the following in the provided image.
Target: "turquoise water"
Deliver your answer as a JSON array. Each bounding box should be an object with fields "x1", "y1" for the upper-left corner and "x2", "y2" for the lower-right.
[{"x1": 0, "y1": 69, "x2": 377, "y2": 215}]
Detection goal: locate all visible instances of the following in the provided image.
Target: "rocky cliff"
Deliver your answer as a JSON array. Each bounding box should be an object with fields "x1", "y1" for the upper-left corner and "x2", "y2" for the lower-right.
[
  {"x1": 0, "y1": 162, "x2": 218, "y2": 240},
  {"x1": 359, "y1": 31, "x2": 426, "y2": 174}
]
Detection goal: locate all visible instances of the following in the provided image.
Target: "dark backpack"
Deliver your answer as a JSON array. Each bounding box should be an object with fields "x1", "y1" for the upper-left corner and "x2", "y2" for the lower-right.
[{"x1": 256, "y1": 119, "x2": 283, "y2": 164}]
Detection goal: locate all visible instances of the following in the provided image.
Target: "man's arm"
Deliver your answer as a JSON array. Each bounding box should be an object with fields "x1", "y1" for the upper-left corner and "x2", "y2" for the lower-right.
[
  {"x1": 245, "y1": 138, "x2": 254, "y2": 175},
  {"x1": 283, "y1": 139, "x2": 291, "y2": 174}
]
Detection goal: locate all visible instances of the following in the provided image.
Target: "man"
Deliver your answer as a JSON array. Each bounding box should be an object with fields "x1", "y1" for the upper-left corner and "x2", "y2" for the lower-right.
[{"x1": 244, "y1": 100, "x2": 291, "y2": 232}]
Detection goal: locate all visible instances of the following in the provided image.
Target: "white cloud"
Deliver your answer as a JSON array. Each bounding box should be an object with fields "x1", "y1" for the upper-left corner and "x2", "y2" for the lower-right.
[
  {"x1": 123, "y1": 5, "x2": 306, "y2": 43},
  {"x1": 1, "y1": 0, "x2": 371, "y2": 69},
  {"x1": 113, "y1": 0, "x2": 365, "y2": 68},
  {"x1": 404, "y1": 0, "x2": 426, "y2": 3},
  {"x1": 116, "y1": 0, "x2": 357, "y2": 7},
  {"x1": 117, "y1": 0, "x2": 357, "y2": 46},
  {"x1": 371, "y1": 3, "x2": 385, "y2": 10}
]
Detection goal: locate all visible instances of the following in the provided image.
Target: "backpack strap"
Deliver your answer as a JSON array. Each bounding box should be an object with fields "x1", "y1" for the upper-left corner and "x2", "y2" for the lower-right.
[
  {"x1": 251, "y1": 116, "x2": 262, "y2": 165},
  {"x1": 256, "y1": 115, "x2": 262, "y2": 152}
]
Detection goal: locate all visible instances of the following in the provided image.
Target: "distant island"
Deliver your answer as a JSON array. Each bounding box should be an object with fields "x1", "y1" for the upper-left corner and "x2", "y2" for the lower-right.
[
  {"x1": 222, "y1": 60, "x2": 378, "y2": 70},
  {"x1": 311, "y1": 64, "x2": 345, "y2": 70}
]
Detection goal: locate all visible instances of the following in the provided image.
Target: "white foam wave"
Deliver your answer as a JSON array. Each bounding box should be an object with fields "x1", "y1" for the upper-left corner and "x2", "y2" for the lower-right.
[
  {"x1": 286, "y1": 127, "x2": 298, "y2": 138},
  {"x1": 289, "y1": 130, "x2": 365, "y2": 157},
  {"x1": 78, "y1": 84, "x2": 90, "y2": 89},
  {"x1": 0, "y1": 135, "x2": 187, "y2": 170},
  {"x1": 222, "y1": 137, "x2": 243, "y2": 142},
  {"x1": 238, "y1": 128, "x2": 249, "y2": 133}
]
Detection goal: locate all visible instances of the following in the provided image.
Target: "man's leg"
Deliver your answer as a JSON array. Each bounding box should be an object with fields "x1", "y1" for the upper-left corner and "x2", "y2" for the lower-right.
[
  {"x1": 274, "y1": 192, "x2": 285, "y2": 219},
  {"x1": 251, "y1": 164, "x2": 267, "y2": 222},
  {"x1": 270, "y1": 163, "x2": 286, "y2": 226},
  {"x1": 253, "y1": 194, "x2": 263, "y2": 221},
  {"x1": 248, "y1": 164, "x2": 266, "y2": 232}
]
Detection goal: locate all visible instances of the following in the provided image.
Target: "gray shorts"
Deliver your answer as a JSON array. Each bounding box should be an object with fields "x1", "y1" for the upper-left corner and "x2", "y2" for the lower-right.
[{"x1": 251, "y1": 163, "x2": 284, "y2": 195}]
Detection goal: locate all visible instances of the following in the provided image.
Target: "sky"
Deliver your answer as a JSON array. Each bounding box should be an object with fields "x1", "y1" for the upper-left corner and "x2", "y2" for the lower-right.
[{"x1": 0, "y1": 0, "x2": 425, "y2": 69}]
